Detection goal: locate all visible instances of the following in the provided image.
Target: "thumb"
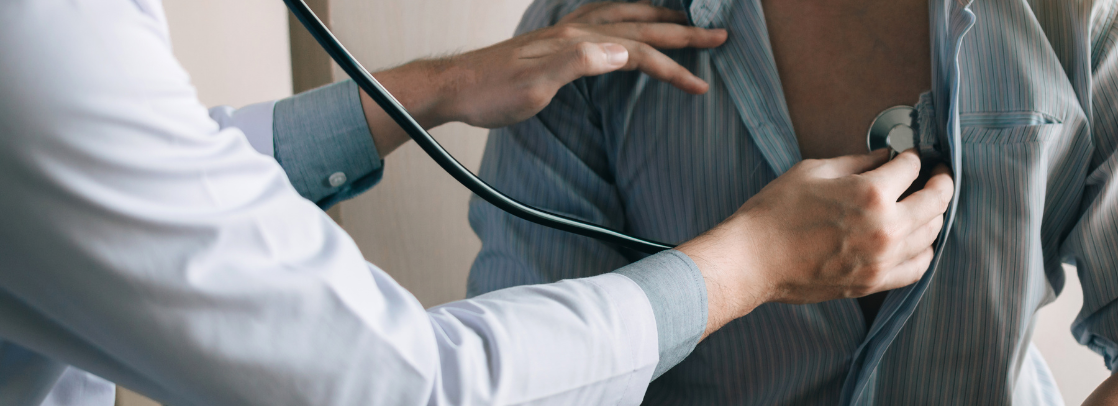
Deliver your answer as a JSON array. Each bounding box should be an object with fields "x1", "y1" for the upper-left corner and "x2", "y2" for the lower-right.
[{"x1": 550, "y1": 42, "x2": 629, "y2": 85}]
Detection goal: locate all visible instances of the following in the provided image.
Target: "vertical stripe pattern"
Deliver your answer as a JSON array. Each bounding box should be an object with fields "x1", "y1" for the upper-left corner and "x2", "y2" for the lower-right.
[{"x1": 468, "y1": 0, "x2": 1118, "y2": 404}]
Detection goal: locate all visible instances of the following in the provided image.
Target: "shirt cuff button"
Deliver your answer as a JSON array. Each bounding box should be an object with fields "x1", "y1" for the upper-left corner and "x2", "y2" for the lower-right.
[{"x1": 328, "y1": 172, "x2": 347, "y2": 188}]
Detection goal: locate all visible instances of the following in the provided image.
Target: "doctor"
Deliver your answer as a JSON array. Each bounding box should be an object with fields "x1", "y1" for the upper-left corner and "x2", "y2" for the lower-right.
[{"x1": 0, "y1": 1, "x2": 953, "y2": 405}]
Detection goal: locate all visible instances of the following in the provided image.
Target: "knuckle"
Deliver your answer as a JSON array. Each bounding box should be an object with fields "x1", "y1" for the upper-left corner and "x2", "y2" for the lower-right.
[
  {"x1": 553, "y1": 25, "x2": 583, "y2": 39},
  {"x1": 868, "y1": 228, "x2": 894, "y2": 250},
  {"x1": 848, "y1": 282, "x2": 877, "y2": 298},
  {"x1": 572, "y1": 42, "x2": 601, "y2": 66},
  {"x1": 857, "y1": 267, "x2": 889, "y2": 295},
  {"x1": 679, "y1": 27, "x2": 702, "y2": 45},
  {"x1": 898, "y1": 152, "x2": 922, "y2": 173},
  {"x1": 524, "y1": 88, "x2": 553, "y2": 109},
  {"x1": 798, "y1": 158, "x2": 824, "y2": 171},
  {"x1": 859, "y1": 182, "x2": 891, "y2": 210},
  {"x1": 635, "y1": 24, "x2": 667, "y2": 44},
  {"x1": 937, "y1": 189, "x2": 953, "y2": 211},
  {"x1": 931, "y1": 215, "x2": 945, "y2": 231},
  {"x1": 805, "y1": 158, "x2": 831, "y2": 172}
]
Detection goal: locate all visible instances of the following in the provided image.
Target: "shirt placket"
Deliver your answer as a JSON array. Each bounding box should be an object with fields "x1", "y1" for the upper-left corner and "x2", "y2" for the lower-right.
[{"x1": 839, "y1": 0, "x2": 974, "y2": 404}]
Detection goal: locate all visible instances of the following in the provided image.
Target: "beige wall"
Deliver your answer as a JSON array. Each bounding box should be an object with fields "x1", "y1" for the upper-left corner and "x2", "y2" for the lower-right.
[
  {"x1": 329, "y1": 0, "x2": 534, "y2": 308},
  {"x1": 163, "y1": 0, "x2": 293, "y2": 107},
  {"x1": 134, "y1": 0, "x2": 1107, "y2": 405},
  {"x1": 1034, "y1": 266, "x2": 1111, "y2": 405}
]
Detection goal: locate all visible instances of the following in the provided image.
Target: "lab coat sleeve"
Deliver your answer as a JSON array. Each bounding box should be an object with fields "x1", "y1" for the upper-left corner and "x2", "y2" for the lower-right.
[
  {"x1": 208, "y1": 80, "x2": 385, "y2": 210},
  {"x1": 0, "y1": 1, "x2": 661, "y2": 405},
  {"x1": 468, "y1": 0, "x2": 708, "y2": 380},
  {"x1": 208, "y1": 100, "x2": 278, "y2": 157},
  {"x1": 1063, "y1": 4, "x2": 1118, "y2": 372}
]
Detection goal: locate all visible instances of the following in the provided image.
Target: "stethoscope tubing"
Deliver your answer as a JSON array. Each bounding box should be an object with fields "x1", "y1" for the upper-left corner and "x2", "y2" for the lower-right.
[{"x1": 283, "y1": 0, "x2": 673, "y2": 254}]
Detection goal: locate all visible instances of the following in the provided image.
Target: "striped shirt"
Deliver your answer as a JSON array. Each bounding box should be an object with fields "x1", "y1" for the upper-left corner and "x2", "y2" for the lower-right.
[{"x1": 467, "y1": 0, "x2": 1118, "y2": 404}]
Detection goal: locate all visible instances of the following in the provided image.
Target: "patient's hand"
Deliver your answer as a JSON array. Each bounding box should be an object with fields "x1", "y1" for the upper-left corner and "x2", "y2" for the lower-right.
[{"x1": 677, "y1": 150, "x2": 954, "y2": 336}]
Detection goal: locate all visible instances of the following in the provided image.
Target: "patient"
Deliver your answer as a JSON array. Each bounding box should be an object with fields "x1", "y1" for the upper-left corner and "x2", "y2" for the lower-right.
[{"x1": 468, "y1": 0, "x2": 1118, "y2": 404}]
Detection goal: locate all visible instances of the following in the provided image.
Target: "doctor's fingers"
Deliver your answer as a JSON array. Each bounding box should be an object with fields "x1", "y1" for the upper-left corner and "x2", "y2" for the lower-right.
[
  {"x1": 857, "y1": 150, "x2": 923, "y2": 201},
  {"x1": 807, "y1": 149, "x2": 892, "y2": 179},
  {"x1": 896, "y1": 163, "x2": 954, "y2": 230},
  {"x1": 584, "y1": 22, "x2": 728, "y2": 50},
  {"x1": 561, "y1": 1, "x2": 688, "y2": 25},
  {"x1": 542, "y1": 42, "x2": 631, "y2": 87},
  {"x1": 894, "y1": 215, "x2": 944, "y2": 267},
  {"x1": 538, "y1": 37, "x2": 709, "y2": 94},
  {"x1": 872, "y1": 247, "x2": 934, "y2": 294},
  {"x1": 591, "y1": 36, "x2": 711, "y2": 93}
]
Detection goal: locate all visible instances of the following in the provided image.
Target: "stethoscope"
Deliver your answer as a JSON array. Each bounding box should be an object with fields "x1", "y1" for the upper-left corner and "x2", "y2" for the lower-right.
[{"x1": 282, "y1": 0, "x2": 915, "y2": 254}]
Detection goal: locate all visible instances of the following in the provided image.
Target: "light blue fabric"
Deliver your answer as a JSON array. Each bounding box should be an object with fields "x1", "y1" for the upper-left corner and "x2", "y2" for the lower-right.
[
  {"x1": 271, "y1": 78, "x2": 710, "y2": 383},
  {"x1": 616, "y1": 250, "x2": 707, "y2": 379},
  {"x1": 467, "y1": 0, "x2": 1118, "y2": 404},
  {"x1": 273, "y1": 80, "x2": 384, "y2": 209},
  {"x1": 0, "y1": 340, "x2": 67, "y2": 405}
]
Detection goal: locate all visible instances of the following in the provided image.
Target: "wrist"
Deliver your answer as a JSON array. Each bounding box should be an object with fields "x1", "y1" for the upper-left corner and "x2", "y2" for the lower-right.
[
  {"x1": 677, "y1": 214, "x2": 771, "y2": 337},
  {"x1": 375, "y1": 59, "x2": 457, "y2": 126},
  {"x1": 360, "y1": 59, "x2": 461, "y2": 158}
]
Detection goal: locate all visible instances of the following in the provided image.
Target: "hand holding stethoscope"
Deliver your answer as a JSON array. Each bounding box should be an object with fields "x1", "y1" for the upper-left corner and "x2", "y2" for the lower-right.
[{"x1": 288, "y1": 0, "x2": 955, "y2": 327}]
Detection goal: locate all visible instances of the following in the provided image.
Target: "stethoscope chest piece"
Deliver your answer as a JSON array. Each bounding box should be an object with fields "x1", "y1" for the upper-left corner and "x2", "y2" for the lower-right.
[{"x1": 867, "y1": 105, "x2": 916, "y2": 157}]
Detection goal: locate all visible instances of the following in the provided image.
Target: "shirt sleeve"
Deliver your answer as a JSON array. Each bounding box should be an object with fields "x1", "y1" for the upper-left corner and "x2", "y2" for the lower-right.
[
  {"x1": 0, "y1": 1, "x2": 661, "y2": 405},
  {"x1": 208, "y1": 80, "x2": 384, "y2": 210},
  {"x1": 272, "y1": 80, "x2": 384, "y2": 209},
  {"x1": 1063, "y1": 4, "x2": 1118, "y2": 371},
  {"x1": 616, "y1": 251, "x2": 709, "y2": 378},
  {"x1": 467, "y1": 0, "x2": 707, "y2": 379}
]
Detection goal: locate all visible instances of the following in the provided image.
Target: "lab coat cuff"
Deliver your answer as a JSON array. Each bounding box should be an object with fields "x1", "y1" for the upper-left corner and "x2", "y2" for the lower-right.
[
  {"x1": 616, "y1": 250, "x2": 708, "y2": 379},
  {"x1": 273, "y1": 80, "x2": 383, "y2": 210},
  {"x1": 209, "y1": 101, "x2": 278, "y2": 157}
]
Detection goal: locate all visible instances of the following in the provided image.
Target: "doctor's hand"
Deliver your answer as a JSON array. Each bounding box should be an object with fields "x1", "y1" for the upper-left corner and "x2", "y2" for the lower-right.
[
  {"x1": 677, "y1": 150, "x2": 955, "y2": 337},
  {"x1": 360, "y1": 1, "x2": 727, "y2": 156}
]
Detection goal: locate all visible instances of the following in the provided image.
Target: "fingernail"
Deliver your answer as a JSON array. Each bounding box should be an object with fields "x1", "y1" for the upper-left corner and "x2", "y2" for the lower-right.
[{"x1": 602, "y1": 43, "x2": 628, "y2": 66}]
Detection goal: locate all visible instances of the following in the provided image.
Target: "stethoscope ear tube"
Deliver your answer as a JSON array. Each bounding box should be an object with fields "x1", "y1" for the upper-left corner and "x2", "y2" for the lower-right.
[{"x1": 283, "y1": 0, "x2": 673, "y2": 254}]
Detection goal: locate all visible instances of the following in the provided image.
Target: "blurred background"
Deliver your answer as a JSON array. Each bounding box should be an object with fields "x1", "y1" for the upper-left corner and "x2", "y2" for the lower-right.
[{"x1": 117, "y1": 0, "x2": 1108, "y2": 405}]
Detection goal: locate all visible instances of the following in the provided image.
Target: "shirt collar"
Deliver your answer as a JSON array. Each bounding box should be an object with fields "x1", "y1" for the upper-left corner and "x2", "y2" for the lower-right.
[{"x1": 683, "y1": 0, "x2": 728, "y2": 27}]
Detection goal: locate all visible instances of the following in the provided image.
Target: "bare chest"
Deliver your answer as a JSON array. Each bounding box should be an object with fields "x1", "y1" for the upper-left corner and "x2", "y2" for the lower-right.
[{"x1": 761, "y1": 0, "x2": 930, "y2": 159}]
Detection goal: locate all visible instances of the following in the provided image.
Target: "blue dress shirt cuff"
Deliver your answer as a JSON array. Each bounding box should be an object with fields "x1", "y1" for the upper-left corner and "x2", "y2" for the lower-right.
[
  {"x1": 273, "y1": 79, "x2": 383, "y2": 209},
  {"x1": 616, "y1": 250, "x2": 708, "y2": 379}
]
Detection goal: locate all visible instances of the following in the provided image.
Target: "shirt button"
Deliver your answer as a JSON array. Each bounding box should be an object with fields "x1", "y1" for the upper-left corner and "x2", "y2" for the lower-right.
[{"x1": 328, "y1": 172, "x2": 347, "y2": 188}]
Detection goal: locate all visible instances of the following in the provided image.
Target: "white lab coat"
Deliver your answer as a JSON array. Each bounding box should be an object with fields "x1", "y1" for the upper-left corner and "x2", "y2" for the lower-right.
[{"x1": 0, "y1": 0, "x2": 660, "y2": 405}]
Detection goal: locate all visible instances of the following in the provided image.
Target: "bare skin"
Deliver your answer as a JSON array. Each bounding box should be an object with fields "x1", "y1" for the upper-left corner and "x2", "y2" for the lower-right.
[
  {"x1": 764, "y1": 1, "x2": 1118, "y2": 402},
  {"x1": 351, "y1": 2, "x2": 954, "y2": 347},
  {"x1": 679, "y1": 150, "x2": 950, "y2": 337},
  {"x1": 763, "y1": 0, "x2": 931, "y2": 159},
  {"x1": 1084, "y1": 374, "x2": 1118, "y2": 406},
  {"x1": 362, "y1": 1, "x2": 728, "y2": 157}
]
